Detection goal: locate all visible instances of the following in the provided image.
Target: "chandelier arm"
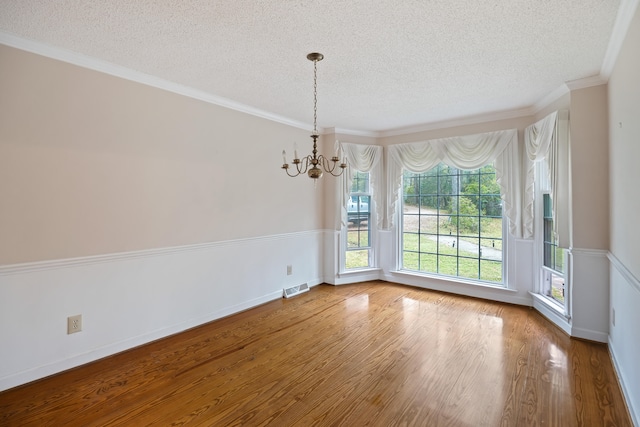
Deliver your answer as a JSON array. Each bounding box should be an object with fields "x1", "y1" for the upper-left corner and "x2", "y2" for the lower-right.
[
  {"x1": 318, "y1": 155, "x2": 346, "y2": 177},
  {"x1": 283, "y1": 165, "x2": 302, "y2": 177},
  {"x1": 283, "y1": 156, "x2": 312, "y2": 177},
  {"x1": 299, "y1": 156, "x2": 311, "y2": 174}
]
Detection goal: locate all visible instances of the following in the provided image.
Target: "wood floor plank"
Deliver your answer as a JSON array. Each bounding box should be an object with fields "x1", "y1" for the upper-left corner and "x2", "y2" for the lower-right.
[{"x1": 0, "y1": 281, "x2": 632, "y2": 426}]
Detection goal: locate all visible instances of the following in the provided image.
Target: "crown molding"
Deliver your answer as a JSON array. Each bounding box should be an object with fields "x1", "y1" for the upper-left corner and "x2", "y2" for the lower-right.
[
  {"x1": 327, "y1": 127, "x2": 380, "y2": 138},
  {"x1": 565, "y1": 74, "x2": 608, "y2": 91},
  {"x1": 531, "y1": 84, "x2": 570, "y2": 114},
  {"x1": 0, "y1": 32, "x2": 314, "y2": 133},
  {"x1": 601, "y1": 0, "x2": 640, "y2": 78},
  {"x1": 377, "y1": 106, "x2": 535, "y2": 138}
]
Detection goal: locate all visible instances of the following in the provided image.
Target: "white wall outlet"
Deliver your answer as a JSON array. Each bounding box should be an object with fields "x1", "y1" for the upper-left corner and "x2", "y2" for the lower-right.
[
  {"x1": 67, "y1": 314, "x2": 82, "y2": 334},
  {"x1": 287, "y1": 265, "x2": 292, "y2": 275}
]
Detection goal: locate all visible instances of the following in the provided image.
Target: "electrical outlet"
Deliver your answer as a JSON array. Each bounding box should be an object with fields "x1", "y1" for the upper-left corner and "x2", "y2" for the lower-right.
[
  {"x1": 67, "y1": 314, "x2": 82, "y2": 334},
  {"x1": 287, "y1": 265, "x2": 292, "y2": 275}
]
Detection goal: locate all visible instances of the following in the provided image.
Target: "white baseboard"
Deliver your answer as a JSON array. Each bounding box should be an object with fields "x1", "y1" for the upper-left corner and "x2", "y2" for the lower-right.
[
  {"x1": 570, "y1": 326, "x2": 609, "y2": 343},
  {"x1": 609, "y1": 337, "x2": 640, "y2": 427}
]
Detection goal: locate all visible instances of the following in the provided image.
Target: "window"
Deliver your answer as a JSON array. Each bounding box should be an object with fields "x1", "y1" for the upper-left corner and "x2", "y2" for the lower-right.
[
  {"x1": 401, "y1": 163, "x2": 503, "y2": 284},
  {"x1": 542, "y1": 193, "x2": 565, "y2": 304},
  {"x1": 346, "y1": 171, "x2": 371, "y2": 269}
]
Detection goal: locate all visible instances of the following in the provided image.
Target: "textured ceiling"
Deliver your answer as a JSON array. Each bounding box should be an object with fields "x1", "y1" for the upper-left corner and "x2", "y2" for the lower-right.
[{"x1": 0, "y1": 1, "x2": 624, "y2": 134}]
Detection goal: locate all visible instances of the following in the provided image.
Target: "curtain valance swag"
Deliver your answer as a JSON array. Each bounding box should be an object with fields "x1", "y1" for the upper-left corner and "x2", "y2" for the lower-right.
[
  {"x1": 386, "y1": 129, "x2": 522, "y2": 235},
  {"x1": 341, "y1": 143, "x2": 384, "y2": 229},
  {"x1": 523, "y1": 110, "x2": 571, "y2": 247}
]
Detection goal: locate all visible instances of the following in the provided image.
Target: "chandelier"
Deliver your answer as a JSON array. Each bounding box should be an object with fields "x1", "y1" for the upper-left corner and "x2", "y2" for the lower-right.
[{"x1": 281, "y1": 53, "x2": 347, "y2": 179}]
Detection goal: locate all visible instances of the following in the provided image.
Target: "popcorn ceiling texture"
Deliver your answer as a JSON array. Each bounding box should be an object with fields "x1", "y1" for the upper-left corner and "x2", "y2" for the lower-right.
[{"x1": 0, "y1": 0, "x2": 621, "y2": 132}]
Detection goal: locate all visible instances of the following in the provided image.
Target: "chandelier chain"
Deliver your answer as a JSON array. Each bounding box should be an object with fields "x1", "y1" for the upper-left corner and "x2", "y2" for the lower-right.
[{"x1": 313, "y1": 59, "x2": 318, "y2": 134}]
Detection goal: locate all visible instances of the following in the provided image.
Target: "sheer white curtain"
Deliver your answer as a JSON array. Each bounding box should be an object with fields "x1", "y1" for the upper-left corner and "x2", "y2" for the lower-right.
[
  {"x1": 524, "y1": 110, "x2": 571, "y2": 247},
  {"x1": 341, "y1": 143, "x2": 384, "y2": 228},
  {"x1": 386, "y1": 129, "x2": 523, "y2": 237}
]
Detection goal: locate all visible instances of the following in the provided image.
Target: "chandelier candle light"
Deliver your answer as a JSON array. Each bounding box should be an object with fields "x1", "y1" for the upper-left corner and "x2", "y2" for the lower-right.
[{"x1": 282, "y1": 53, "x2": 347, "y2": 179}]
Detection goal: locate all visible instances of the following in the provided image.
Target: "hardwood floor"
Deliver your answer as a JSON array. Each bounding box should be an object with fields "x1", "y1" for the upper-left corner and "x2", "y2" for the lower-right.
[{"x1": 0, "y1": 281, "x2": 632, "y2": 426}]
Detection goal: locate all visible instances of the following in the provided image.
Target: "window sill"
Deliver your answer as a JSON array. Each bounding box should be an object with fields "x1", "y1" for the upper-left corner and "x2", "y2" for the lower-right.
[
  {"x1": 389, "y1": 269, "x2": 515, "y2": 292},
  {"x1": 338, "y1": 267, "x2": 381, "y2": 277},
  {"x1": 530, "y1": 291, "x2": 567, "y2": 315},
  {"x1": 530, "y1": 292, "x2": 571, "y2": 335}
]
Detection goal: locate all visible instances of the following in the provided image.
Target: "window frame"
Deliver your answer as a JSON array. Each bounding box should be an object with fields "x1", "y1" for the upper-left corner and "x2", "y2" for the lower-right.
[
  {"x1": 398, "y1": 163, "x2": 506, "y2": 287},
  {"x1": 341, "y1": 170, "x2": 376, "y2": 272},
  {"x1": 535, "y1": 161, "x2": 570, "y2": 314}
]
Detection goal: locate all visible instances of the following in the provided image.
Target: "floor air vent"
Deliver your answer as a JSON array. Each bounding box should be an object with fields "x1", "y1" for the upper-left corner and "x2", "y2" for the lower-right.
[{"x1": 283, "y1": 283, "x2": 309, "y2": 298}]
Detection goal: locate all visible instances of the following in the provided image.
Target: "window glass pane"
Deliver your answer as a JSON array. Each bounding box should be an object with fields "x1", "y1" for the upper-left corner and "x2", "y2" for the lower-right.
[
  {"x1": 438, "y1": 255, "x2": 458, "y2": 277},
  {"x1": 401, "y1": 163, "x2": 503, "y2": 285},
  {"x1": 459, "y1": 257, "x2": 479, "y2": 280},
  {"x1": 419, "y1": 253, "x2": 437, "y2": 273},
  {"x1": 438, "y1": 236, "x2": 456, "y2": 256},
  {"x1": 403, "y1": 233, "x2": 418, "y2": 252},
  {"x1": 480, "y1": 260, "x2": 503, "y2": 283},
  {"x1": 555, "y1": 246, "x2": 564, "y2": 273},
  {"x1": 346, "y1": 250, "x2": 369, "y2": 269},
  {"x1": 347, "y1": 230, "x2": 362, "y2": 248},
  {"x1": 404, "y1": 213, "x2": 419, "y2": 233},
  {"x1": 403, "y1": 251, "x2": 418, "y2": 270},
  {"x1": 542, "y1": 269, "x2": 565, "y2": 305},
  {"x1": 419, "y1": 214, "x2": 438, "y2": 234},
  {"x1": 550, "y1": 271, "x2": 565, "y2": 303},
  {"x1": 542, "y1": 193, "x2": 564, "y2": 274},
  {"x1": 351, "y1": 171, "x2": 369, "y2": 193}
]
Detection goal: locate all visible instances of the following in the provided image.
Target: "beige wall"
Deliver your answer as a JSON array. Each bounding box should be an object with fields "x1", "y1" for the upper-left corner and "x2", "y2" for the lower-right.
[
  {"x1": 569, "y1": 85, "x2": 610, "y2": 250},
  {"x1": 0, "y1": 45, "x2": 322, "y2": 264},
  {"x1": 609, "y1": 11, "x2": 640, "y2": 274}
]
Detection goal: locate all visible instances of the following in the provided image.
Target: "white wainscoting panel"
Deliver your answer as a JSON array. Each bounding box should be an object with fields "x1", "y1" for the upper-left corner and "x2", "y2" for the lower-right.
[
  {"x1": 569, "y1": 248, "x2": 610, "y2": 342},
  {"x1": 608, "y1": 252, "x2": 640, "y2": 427},
  {"x1": 0, "y1": 231, "x2": 323, "y2": 392}
]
